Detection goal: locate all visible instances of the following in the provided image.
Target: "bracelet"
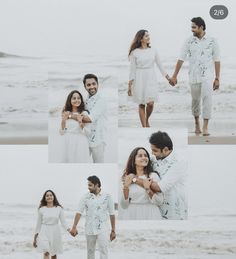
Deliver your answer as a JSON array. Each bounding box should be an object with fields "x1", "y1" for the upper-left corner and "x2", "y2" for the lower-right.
[
  {"x1": 111, "y1": 230, "x2": 115, "y2": 232},
  {"x1": 215, "y1": 78, "x2": 219, "y2": 81}
]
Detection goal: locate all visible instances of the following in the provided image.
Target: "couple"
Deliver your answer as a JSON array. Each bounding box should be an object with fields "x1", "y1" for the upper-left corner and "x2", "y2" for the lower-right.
[
  {"x1": 33, "y1": 176, "x2": 116, "y2": 259},
  {"x1": 120, "y1": 131, "x2": 187, "y2": 220},
  {"x1": 60, "y1": 74, "x2": 107, "y2": 163},
  {"x1": 128, "y1": 17, "x2": 220, "y2": 135}
]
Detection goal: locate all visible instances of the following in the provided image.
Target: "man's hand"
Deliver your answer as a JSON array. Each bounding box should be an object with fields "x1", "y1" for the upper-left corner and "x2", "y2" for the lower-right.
[
  {"x1": 143, "y1": 178, "x2": 152, "y2": 190},
  {"x1": 76, "y1": 114, "x2": 83, "y2": 123},
  {"x1": 69, "y1": 227, "x2": 78, "y2": 237},
  {"x1": 110, "y1": 230, "x2": 116, "y2": 241},
  {"x1": 213, "y1": 79, "x2": 220, "y2": 90},
  {"x1": 169, "y1": 76, "x2": 177, "y2": 87}
]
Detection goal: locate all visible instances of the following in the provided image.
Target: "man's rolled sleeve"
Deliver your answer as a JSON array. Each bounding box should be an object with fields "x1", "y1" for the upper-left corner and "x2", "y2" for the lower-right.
[
  {"x1": 107, "y1": 194, "x2": 115, "y2": 215},
  {"x1": 179, "y1": 39, "x2": 189, "y2": 61},
  {"x1": 87, "y1": 98, "x2": 106, "y2": 123}
]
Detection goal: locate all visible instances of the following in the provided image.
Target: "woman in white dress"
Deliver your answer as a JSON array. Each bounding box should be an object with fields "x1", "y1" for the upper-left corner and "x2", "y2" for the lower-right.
[
  {"x1": 119, "y1": 147, "x2": 164, "y2": 220},
  {"x1": 128, "y1": 30, "x2": 172, "y2": 127},
  {"x1": 33, "y1": 190, "x2": 70, "y2": 259},
  {"x1": 60, "y1": 90, "x2": 90, "y2": 163}
]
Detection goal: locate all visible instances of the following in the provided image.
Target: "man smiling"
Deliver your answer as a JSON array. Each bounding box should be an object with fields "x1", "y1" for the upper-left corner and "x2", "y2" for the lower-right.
[
  {"x1": 82, "y1": 74, "x2": 107, "y2": 163},
  {"x1": 149, "y1": 131, "x2": 187, "y2": 220},
  {"x1": 170, "y1": 17, "x2": 221, "y2": 136}
]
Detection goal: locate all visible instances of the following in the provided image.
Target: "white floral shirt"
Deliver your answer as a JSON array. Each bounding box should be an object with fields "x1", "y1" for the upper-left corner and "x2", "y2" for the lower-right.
[
  {"x1": 85, "y1": 93, "x2": 107, "y2": 148},
  {"x1": 179, "y1": 34, "x2": 220, "y2": 84},
  {"x1": 152, "y1": 151, "x2": 188, "y2": 220},
  {"x1": 77, "y1": 192, "x2": 114, "y2": 235}
]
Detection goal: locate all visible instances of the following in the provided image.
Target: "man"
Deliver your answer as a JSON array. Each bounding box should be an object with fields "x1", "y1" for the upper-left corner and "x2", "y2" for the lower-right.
[
  {"x1": 170, "y1": 17, "x2": 220, "y2": 136},
  {"x1": 146, "y1": 131, "x2": 187, "y2": 220},
  {"x1": 70, "y1": 175, "x2": 116, "y2": 259},
  {"x1": 82, "y1": 74, "x2": 107, "y2": 163}
]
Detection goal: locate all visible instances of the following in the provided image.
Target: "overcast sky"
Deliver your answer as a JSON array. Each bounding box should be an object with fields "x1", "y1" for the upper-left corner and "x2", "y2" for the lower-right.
[{"x1": 0, "y1": 0, "x2": 235, "y2": 58}]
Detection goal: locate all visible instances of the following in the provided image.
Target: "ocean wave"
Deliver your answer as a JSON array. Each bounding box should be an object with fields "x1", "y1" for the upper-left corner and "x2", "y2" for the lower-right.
[
  {"x1": 49, "y1": 74, "x2": 114, "y2": 84},
  {"x1": 0, "y1": 51, "x2": 39, "y2": 59}
]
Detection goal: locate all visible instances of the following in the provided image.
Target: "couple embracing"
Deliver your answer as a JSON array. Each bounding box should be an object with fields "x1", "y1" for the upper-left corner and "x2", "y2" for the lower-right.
[{"x1": 60, "y1": 74, "x2": 107, "y2": 163}]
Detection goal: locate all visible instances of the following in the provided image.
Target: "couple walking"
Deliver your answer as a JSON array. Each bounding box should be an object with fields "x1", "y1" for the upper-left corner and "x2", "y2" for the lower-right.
[
  {"x1": 128, "y1": 17, "x2": 220, "y2": 135},
  {"x1": 120, "y1": 131, "x2": 187, "y2": 220},
  {"x1": 33, "y1": 176, "x2": 115, "y2": 259},
  {"x1": 60, "y1": 74, "x2": 107, "y2": 163}
]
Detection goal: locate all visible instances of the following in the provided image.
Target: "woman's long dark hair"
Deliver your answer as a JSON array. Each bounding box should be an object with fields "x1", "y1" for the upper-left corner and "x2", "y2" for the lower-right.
[
  {"x1": 38, "y1": 190, "x2": 63, "y2": 209},
  {"x1": 128, "y1": 30, "x2": 150, "y2": 56},
  {"x1": 122, "y1": 147, "x2": 157, "y2": 179},
  {"x1": 63, "y1": 90, "x2": 85, "y2": 113}
]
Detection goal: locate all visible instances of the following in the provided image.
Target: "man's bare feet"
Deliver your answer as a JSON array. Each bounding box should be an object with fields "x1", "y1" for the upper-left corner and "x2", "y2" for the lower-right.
[
  {"x1": 202, "y1": 119, "x2": 210, "y2": 136},
  {"x1": 195, "y1": 124, "x2": 202, "y2": 135},
  {"x1": 202, "y1": 128, "x2": 210, "y2": 136}
]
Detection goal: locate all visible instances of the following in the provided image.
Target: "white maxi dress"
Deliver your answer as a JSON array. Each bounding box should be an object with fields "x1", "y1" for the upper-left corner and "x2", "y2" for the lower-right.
[
  {"x1": 129, "y1": 47, "x2": 167, "y2": 104},
  {"x1": 119, "y1": 172, "x2": 164, "y2": 220},
  {"x1": 60, "y1": 111, "x2": 90, "y2": 163},
  {"x1": 35, "y1": 206, "x2": 68, "y2": 256}
]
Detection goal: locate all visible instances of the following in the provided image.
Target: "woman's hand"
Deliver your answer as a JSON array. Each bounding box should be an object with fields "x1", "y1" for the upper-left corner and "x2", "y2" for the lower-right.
[
  {"x1": 33, "y1": 235, "x2": 38, "y2": 248},
  {"x1": 128, "y1": 80, "x2": 133, "y2": 96},
  {"x1": 124, "y1": 174, "x2": 134, "y2": 188},
  {"x1": 33, "y1": 240, "x2": 37, "y2": 248},
  {"x1": 62, "y1": 111, "x2": 70, "y2": 121}
]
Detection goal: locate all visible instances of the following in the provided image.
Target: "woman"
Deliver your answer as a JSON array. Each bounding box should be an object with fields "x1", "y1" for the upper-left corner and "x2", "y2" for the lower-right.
[
  {"x1": 128, "y1": 30, "x2": 171, "y2": 127},
  {"x1": 119, "y1": 147, "x2": 164, "y2": 220},
  {"x1": 33, "y1": 190, "x2": 70, "y2": 259},
  {"x1": 60, "y1": 90, "x2": 90, "y2": 163}
]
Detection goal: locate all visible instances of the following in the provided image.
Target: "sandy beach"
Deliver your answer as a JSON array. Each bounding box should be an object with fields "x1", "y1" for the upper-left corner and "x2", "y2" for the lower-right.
[{"x1": 118, "y1": 118, "x2": 236, "y2": 145}]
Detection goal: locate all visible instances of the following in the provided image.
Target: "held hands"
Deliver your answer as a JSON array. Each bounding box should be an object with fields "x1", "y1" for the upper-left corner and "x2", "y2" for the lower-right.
[
  {"x1": 110, "y1": 230, "x2": 116, "y2": 241},
  {"x1": 213, "y1": 78, "x2": 220, "y2": 90}
]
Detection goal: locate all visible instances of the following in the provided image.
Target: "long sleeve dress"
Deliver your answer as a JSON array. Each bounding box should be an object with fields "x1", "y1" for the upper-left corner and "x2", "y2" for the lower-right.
[
  {"x1": 119, "y1": 172, "x2": 164, "y2": 220},
  {"x1": 129, "y1": 47, "x2": 167, "y2": 104},
  {"x1": 35, "y1": 206, "x2": 68, "y2": 256},
  {"x1": 60, "y1": 110, "x2": 90, "y2": 163}
]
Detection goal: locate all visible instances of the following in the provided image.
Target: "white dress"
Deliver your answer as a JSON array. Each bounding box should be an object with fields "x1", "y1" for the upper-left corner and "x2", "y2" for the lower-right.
[
  {"x1": 60, "y1": 111, "x2": 90, "y2": 163},
  {"x1": 35, "y1": 206, "x2": 68, "y2": 256},
  {"x1": 129, "y1": 47, "x2": 167, "y2": 104},
  {"x1": 119, "y1": 172, "x2": 164, "y2": 220}
]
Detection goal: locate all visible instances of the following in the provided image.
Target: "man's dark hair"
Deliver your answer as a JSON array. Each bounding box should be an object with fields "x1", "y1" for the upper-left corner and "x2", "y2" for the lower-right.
[
  {"x1": 83, "y1": 74, "x2": 98, "y2": 86},
  {"x1": 191, "y1": 17, "x2": 206, "y2": 31},
  {"x1": 149, "y1": 131, "x2": 173, "y2": 151},
  {"x1": 87, "y1": 175, "x2": 101, "y2": 187}
]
